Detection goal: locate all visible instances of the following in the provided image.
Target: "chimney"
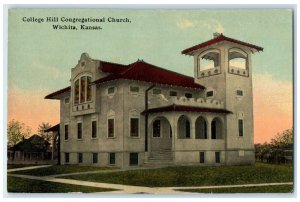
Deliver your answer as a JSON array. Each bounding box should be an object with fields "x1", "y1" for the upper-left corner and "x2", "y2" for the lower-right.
[{"x1": 213, "y1": 32, "x2": 221, "y2": 38}]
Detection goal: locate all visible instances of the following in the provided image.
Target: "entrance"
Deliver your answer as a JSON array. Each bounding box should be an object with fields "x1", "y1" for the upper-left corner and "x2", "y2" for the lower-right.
[{"x1": 149, "y1": 116, "x2": 172, "y2": 152}]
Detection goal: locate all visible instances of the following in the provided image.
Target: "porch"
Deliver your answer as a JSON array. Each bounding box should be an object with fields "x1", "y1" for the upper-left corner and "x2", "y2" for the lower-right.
[{"x1": 143, "y1": 106, "x2": 231, "y2": 166}]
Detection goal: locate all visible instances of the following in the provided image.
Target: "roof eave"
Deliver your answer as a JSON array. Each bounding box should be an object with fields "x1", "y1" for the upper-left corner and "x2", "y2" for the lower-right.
[
  {"x1": 141, "y1": 105, "x2": 232, "y2": 115},
  {"x1": 44, "y1": 87, "x2": 71, "y2": 100}
]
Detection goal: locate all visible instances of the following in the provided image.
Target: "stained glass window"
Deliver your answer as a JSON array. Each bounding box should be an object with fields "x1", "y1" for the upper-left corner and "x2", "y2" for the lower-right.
[
  {"x1": 87, "y1": 76, "x2": 92, "y2": 101},
  {"x1": 75, "y1": 79, "x2": 79, "y2": 104},
  {"x1": 80, "y1": 76, "x2": 86, "y2": 103}
]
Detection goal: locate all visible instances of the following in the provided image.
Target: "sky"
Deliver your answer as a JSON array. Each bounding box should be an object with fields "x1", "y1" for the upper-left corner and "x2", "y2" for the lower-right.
[{"x1": 7, "y1": 9, "x2": 293, "y2": 143}]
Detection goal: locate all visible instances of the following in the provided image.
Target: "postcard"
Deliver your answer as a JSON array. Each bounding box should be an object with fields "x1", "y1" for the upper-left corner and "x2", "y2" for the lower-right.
[{"x1": 6, "y1": 8, "x2": 293, "y2": 195}]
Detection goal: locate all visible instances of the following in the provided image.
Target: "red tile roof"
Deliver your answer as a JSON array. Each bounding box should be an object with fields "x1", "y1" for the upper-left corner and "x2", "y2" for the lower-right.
[
  {"x1": 46, "y1": 59, "x2": 205, "y2": 99},
  {"x1": 100, "y1": 61, "x2": 129, "y2": 74},
  {"x1": 141, "y1": 104, "x2": 232, "y2": 115},
  {"x1": 45, "y1": 86, "x2": 71, "y2": 99},
  {"x1": 95, "y1": 60, "x2": 205, "y2": 89},
  {"x1": 182, "y1": 34, "x2": 263, "y2": 55}
]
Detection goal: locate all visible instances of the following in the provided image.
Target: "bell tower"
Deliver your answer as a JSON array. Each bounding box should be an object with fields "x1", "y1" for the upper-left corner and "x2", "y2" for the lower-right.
[{"x1": 182, "y1": 33, "x2": 263, "y2": 164}]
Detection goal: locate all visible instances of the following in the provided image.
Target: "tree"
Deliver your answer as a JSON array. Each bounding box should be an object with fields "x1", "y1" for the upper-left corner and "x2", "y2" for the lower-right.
[
  {"x1": 271, "y1": 128, "x2": 293, "y2": 149},
  {"x1": 7, "y1": 119, "x2": 31, "y2": 147},
  {"x1": 38, "y1": 122, "x2": 52, "y2": 142},
  {"x1": 255, "y1": 142, "x2": 272, "y2": 162}
]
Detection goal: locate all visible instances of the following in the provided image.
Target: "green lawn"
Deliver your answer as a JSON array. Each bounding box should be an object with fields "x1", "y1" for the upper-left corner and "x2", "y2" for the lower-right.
[
  {"x1": 7, "y1": 164, "x2": 44, "y2": 169},
  {"x1": 62, "y1": 163, "x2": 293, "y2": 188},
  {"x1": 177, "y1": 185, "x2": 293, "y2": 193},
  {"x1": 7, "y1": 176, "x2": 117, "y2": 193},
  {"x1": 12, "y1": 165, "x2": 116, "y2": 176}
]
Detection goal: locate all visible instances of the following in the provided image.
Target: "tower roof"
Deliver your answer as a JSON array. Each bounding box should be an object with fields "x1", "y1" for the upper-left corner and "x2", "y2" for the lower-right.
[{"x1": 181, "y1": 33, "x2": 263, "y2": 55}]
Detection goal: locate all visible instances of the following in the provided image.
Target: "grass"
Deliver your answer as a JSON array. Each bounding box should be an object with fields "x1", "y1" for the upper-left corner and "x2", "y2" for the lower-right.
[
  {"x1": 177, "y1": 185, "x2": 293, "y2": 193},
  {"x1": 7, "y1": 176, "x2": 117, "y2": 193},
  {"x1": 7, "y1": 164, "x2": 45, "y2": 169},
  {"x1": 12, "y1": 165, "x2": 116, "y2": 176},
  {"x1": 62, "y1": 163, "x2": 293, "y2": 187}
]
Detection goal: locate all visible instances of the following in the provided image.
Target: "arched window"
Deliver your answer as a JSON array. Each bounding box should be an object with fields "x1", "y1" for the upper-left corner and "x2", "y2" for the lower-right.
[
  {"x1": 74, "y1": 75, "x2": 92, "y2": 104},
  {"x1": 198, "y1": 49, "x2": 220, "y2": 71},
  {"x1": 229, "y1": 48, "x2": 248, "y2": 70}
]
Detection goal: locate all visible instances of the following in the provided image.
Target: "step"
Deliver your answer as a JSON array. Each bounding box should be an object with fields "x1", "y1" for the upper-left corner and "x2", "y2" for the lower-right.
[
  {"x1": 150, "y1": 152, "x2": 172, "y2": 155},
  {"x1": 147, "y1": 158, "x2": 173, "y2": 162},
  {"x1": 149, "y1": 154, "x2": 173, "y2": 158},
  {"x1": 149, "y1": 151, "x2": 173, "y2": 155},
  {"x1": 144, "y1": 161, "x2": 173, "y2": 165},
  {"x1": 149, "y1": 158, "x2": 173, "y2": 161},
  {"x1": 148, "y1": 158, "x2": 173, "y2": 161},
  {"x1": 143, "y1": 161, "x2": 174, "y2": 167}
]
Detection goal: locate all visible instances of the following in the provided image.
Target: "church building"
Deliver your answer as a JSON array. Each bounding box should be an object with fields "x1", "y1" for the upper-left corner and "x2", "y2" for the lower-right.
[{"x1": 45, "y1": 33, "x2": 263, "y2": 167}]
